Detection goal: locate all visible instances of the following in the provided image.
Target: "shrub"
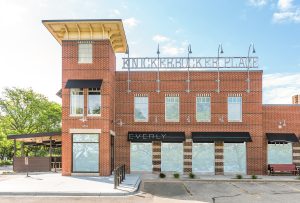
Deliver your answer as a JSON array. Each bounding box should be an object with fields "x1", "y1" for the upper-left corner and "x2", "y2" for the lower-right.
[
  {"x1": 173, "y1": 173, "x2": 180, "y2": 179},
  {"x1": 159, "y1": 173, "x2": 166, "y2": 178},
  {"x1": 236, "y1": 174, "x2": 243, "y2": 179},
  {"x1": 251, "y1": 174, "x2": 257, "y2": 179},
  {"x1": 0, "y1": 160, "x2": 13, "y2": 166},
  {"x1": 189, "y1": 172, "x2": 195, "y2": 179}
]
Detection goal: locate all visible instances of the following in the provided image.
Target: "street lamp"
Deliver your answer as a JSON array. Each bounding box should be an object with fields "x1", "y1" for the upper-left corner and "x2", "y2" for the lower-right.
[
  {"x1": 246, "y1": 43, "x2": 256, "y2": 93},
  {"x1": 216, "y1": 44, "x2": 224, "y2": 93},
  {"x1": 186, "y1": 44, "x2": 192, "y2": 93}
]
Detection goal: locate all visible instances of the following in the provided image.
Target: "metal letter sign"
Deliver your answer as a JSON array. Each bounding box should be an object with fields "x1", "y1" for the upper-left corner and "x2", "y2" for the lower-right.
[
  {"x1": 122, "y1": 57, "x2": 259, "y2": 70},
  {"x1": 128, "y1": 132, "x2": 185, "y2": 142}
]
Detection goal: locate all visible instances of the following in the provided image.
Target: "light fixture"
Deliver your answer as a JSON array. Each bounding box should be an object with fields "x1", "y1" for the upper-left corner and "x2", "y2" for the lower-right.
[
  {"x1": 113, "y1": 119, "x2": 124, "y2": 127},
  {"x1": 278, "y1": 120, "x2": 286, "y2": 129},
  {"x1": 218, "y1": 115, "x2": 224, "y2": 123},
  {"x1": 79, "y1": 116, "x2": 87, "y2": 123},
  {"x1": 155, "y1": 115, "x2": 158, "y2": 123},
  {"x1": 186, "y1": 115, "x2": 191, "y2": 123}
]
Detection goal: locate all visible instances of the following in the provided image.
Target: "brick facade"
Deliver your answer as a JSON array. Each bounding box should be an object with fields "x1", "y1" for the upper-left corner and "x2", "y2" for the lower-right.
[{"x1": 60, "y1": 39, "x2": 300, "y2": 176}]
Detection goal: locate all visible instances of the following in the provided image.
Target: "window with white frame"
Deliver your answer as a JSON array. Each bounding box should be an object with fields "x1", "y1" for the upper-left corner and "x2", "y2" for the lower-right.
[
  {"x1": 165, "y1": 96, "x2": 179, "y2": 122},
  {"x1": 78, "y1": 43, "x2": 93, "y2": 63},
  {"x1": 88, "y1": 88, "x2": 101, "y2": 115},
  {"x1": 134, "y1": 96, "x2": 148, "y2": 122},
  {"x1": 228, "y1": 97, "x2": 242, "y2": 122},
  {"x1": 196, "y1": 97, "x2": 211, "y2": 122},
  {"x1": 70, "y1": 88, "x2": 84, "y2": 116}
]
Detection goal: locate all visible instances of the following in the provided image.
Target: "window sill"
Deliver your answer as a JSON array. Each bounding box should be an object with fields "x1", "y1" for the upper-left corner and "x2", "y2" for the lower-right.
[
  {"x1": 134, "y1": 120, "x2": 148, "y2": 123},
  {"x1": 196, "y1": 120, "x2": 211, "y2": 123},
  {"x1": 228, "y1": 120, "x2": 243, "y2": 123},
  {"x1": 165, "y1": 120, "x2": 180, "y2": 123},
  {"x1": 87, "y1": 115, "x2": 101, "y2": 117},
  {"x1": 69, "y1": 114, "x2": 84, "y2": 117}
]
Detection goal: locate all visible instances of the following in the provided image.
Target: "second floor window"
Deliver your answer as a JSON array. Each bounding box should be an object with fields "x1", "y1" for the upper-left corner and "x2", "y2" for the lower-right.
[
  {"x1": 78, "y1": 43, "x2": 92, "y2": 64},
  {"x1": 88, "y1": 88, "x2": 101, "y2": 115},
  {"x1": 196, "y1": 97, "x2": 211, "y2": 122},
  {"x1": 165, "y1": 96, "x2": 179, "y2": 122},
  {"x1": 228, "y1": 97, "x2": 242, "y2": 122},
  {"x1": 70, "y1": 88, "x2": 84, "y2": 115},
  {"x1": 134, "y1": 96, "x2": 148, "y2": 122}
]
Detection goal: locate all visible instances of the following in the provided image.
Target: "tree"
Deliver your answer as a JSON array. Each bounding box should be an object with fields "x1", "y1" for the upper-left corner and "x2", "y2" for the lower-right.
[{"x1": 0, "y1": 87, "x2": 61, "y2": 159}]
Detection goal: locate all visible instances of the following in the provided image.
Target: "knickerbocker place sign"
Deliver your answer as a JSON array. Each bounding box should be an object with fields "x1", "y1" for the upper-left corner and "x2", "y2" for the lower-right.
[{"x1": 123, "y1": 57, "x2": 258, "y2": 69}]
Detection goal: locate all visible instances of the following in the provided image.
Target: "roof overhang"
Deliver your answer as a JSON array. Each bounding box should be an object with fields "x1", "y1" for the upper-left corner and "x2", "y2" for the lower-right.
[
  {"x1": 192, "y1": 132, "x2": 252, "y2": 143},
  {"x1": 42, "y1": 19, "x2": 127, "y2": 53},
  {"x1": 8, "y1": 132, "x2": 61, "y2": 144}
]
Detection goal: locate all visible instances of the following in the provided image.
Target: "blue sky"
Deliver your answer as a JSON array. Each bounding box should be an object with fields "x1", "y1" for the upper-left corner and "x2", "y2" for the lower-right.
[{"x1": 0, "y1": 0, "x2": 299, "y2": 103}]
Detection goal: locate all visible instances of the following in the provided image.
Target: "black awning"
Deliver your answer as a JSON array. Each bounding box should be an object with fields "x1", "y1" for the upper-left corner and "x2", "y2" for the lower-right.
[
  {"x1": 128, "y1": 132, "x2": 185, "y2": 143},
  {"x1": 65, "y1": 80, "x2": 102, "y2": 88},
  {"x1": 192, "y1": 132, "x2": 252, "y2": 143},
  {"x1": 266, "y1": 133, "x2": 299, "y2": 143}
]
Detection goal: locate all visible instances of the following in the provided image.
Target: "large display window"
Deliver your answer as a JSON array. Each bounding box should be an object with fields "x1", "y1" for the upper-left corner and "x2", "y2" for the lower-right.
[
  {"x1": 224, "y1": 143, "x2": 246, "y2": 174},
  {"x1": 192, "y1": 143, "x2": 215, "y2": 173},
  {"x1": 268, "y1": 143, "x2": 293, "y2": 164},
  {"x1": 161, "y1": 143, "x2": 183, "y2": 173},
  {"x1": 130, "y1": 143, "x2": 152, "y2": 172},
  {"x1": 72, "y1": 134, "x2": 99, "y2": 172}
]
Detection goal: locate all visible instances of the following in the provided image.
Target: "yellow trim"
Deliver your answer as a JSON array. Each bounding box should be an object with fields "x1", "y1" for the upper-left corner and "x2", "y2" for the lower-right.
[{"x1": 43, "y1": 20, "x2": 127, "y2": 53}]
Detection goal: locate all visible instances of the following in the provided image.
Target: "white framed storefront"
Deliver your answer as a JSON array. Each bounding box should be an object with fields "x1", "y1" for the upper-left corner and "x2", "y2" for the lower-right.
[
  {"x1": 224, "y1": 142, "x2": 247, "y2": 174},
  {"x1": 267, "y1": 143, "x2": 293, "y2": 164},
  {"x1": 192, "y1": 143, "x2": 215, "y2": 174},
  {"x1": 130, "y1": 142, "x2": 153, "y2": 172},
  {"x1": 161, "y1": 143, "x2": 183, "y2": 173}
]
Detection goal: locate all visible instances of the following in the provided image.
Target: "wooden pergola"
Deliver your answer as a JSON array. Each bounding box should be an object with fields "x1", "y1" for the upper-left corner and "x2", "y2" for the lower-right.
[{"x1": 7, "y1": 132, "x2": 61, "y2": 172}]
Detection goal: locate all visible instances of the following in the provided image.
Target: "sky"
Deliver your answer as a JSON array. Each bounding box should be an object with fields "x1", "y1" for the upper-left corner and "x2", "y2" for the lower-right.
[{"x1": 0, "y1": 0, "x2": 299, "y2": 104}]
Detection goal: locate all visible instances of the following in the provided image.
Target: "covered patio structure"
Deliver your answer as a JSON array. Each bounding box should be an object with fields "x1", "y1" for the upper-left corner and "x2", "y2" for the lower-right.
[{"x1": 7, "y1": 132, "x2": 61, "y2": 173}]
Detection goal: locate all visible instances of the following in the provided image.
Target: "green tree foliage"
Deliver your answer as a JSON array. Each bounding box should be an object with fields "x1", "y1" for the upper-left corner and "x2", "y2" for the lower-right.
[{"x1": 0, "y1": 87, "x2": 61, "y2": 160}]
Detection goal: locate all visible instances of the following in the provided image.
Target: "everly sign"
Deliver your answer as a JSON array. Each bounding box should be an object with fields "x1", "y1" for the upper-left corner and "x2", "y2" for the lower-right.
[
  {"x1": 128, "y1": 132, "x2": 167, "y2": 141},
  {"x1": 122, "y1": 57, "x2": 259, "y2": 69}
]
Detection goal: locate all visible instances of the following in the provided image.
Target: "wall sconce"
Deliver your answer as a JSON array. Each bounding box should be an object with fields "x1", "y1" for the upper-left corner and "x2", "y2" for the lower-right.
[
  {"x1": 112, "y1": 119, "x2": 124, "y2": 127},
  {"x1": 79, "y1": 116, "x2": 88, "y2": 127},
  {"x1": 186, "y1": 115, "x2": 191, "y2": 123},
  {"x1": 278, "y1": 120, "x2": 286, "y2": 129},
  {"x1": 218, "y1": 115, "x2": 224, "y2": 123},
  {"x1": 155, "y1": 116, "x2": 158, "y2": 123}
]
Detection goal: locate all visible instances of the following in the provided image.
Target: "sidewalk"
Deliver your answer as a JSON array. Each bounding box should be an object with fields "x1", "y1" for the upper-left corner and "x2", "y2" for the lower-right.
[
  {"x1": 140, "y1": 173, "x2": 300, "y2": 182},
  {"x1": 0, "y1": 173, "x2": 141, "y2": 196}
]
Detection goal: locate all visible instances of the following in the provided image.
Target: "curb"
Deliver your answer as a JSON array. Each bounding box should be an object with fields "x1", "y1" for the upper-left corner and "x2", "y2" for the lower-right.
[{"x1": 0, "y1": 177, "x2": 142, "y2": 197}]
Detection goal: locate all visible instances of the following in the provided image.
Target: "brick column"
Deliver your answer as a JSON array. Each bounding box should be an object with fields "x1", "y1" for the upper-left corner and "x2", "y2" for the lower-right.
[
  {"x1": 152, "y1": 141, "x2": 161, "y2": 173},
  {"x1": 215, "y1": 141, "x2": 224, "y2": 175},
  {"x1": 293, "y1": 143, "x2": 300, "y2": 166},
  {"x1": 184, "y1": 139, "x2": 192, "y2": 174}
]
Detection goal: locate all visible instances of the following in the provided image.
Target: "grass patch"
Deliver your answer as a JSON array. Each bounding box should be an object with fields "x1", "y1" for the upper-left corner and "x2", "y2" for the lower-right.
[{"x1": 159, "y1": 173, "x2": 166, "y2": 178}]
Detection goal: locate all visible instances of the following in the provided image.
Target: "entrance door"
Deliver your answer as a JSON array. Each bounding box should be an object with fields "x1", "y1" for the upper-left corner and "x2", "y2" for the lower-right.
[
  {"x1": 161, "y1": 143, "x2": 183, "y2": 173},
  {"x1": 72, "y1": 134, "x2": 99, "y2": 173},
  {"x1": 224, "y1": 143, "x2": 246, "y2": 174},
  {"x1": 192, "y1": 143, "x2": 215, "y2": 174}
]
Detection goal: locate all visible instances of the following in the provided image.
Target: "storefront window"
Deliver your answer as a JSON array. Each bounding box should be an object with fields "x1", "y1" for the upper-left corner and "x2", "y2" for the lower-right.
[
  {"x1": 70, "y1": 88, "x2": 84, "y2": 115},
  {"x1": 268, "y1": 143, "x2": 292, "y2": 164},
  {"x1": 192, "y1": 143, "x2": 215, "y2": 173},
  {"x1": 165, "y1": 96, "x2": 179, "y2": 122},
  {"x1": 224, "y1": 143, "x2": 246, "y2": 174},
  {"x1": 196, "y1": 97, "x2": 211, "y2": 122},
  {"x1": 130, "y1": 143, "x2": 152, "y2": 171},
  {"x1": 134, "y1": 97, "x2": 148, "y2": 122},
  {"x1": 73, "y1": 134, "x2": 99, "y2": 172},
  {"x1": 228, "y1": 97, "x2": 242, "y2": 122},
  {"x1": 161, "y1": 143, "x2": 183, "y2": 173},
  {"x1": 88, "y1": 88, "x2": 101, "y2": 115}
]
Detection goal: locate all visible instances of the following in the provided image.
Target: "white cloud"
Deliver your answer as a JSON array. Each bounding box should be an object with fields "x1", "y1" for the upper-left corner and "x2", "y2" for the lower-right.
[
  {"x1": 152, "y1": 35, "x2": 170, "y2": 43},
  {"x1": 273, "y1": 0, "x2": 300, "y2": 23},
  {"x1": 263, "y1": 72, "x2": 300, "y2": 104},
  {"x1": 123, "y1": 17, "x2": 139, "y2": 28},
  {"x1": 248, "y1": 0, "x2": 268, "y2": 7},
  {"x1": 161, "y1": 43, "x2": 185, "y2": 56},
  {"x1": 278, "y1": 0, "x2": 293, "y2": 10}
]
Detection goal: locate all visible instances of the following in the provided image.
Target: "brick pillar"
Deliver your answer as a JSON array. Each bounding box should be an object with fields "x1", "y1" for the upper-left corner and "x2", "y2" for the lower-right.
[
  {"x1": 215, "y1": 141, "x2": 224, "y2": 175},
  {"x1": 293, "y1": 143, "x2": 300, "y2": 166},
  {"x1": 184, "y1": 139, "x2": 192, "y2": 174},
  {"x1": 152, "y1": 141, "x2": 161, "y2": 173}
]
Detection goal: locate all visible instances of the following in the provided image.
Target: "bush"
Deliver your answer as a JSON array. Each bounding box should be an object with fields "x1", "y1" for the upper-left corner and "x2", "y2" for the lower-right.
[
  {"x1": 159, "y1": 173, "x2": 166, "y2": 178},
  {"x1": 173, "y1": 173, "x2": 180, "y2": 179},
  {"x1": 189, "y1": 172, "x2": 195, "y2": 179},
  {"x1": 251, "y1": 174, "x2": 257, "y2": 179},
  {"x1": 236, "y1": 174, "x2": 243, "y2": 179},
  {"x1": 0, "y1": 160, "x2": 12, "y2": 166}
]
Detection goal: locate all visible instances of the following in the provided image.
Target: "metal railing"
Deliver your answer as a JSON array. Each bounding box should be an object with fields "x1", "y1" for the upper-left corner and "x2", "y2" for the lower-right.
[{"x1": 114, "y1": 164, "x2": 126, "y2": 189}]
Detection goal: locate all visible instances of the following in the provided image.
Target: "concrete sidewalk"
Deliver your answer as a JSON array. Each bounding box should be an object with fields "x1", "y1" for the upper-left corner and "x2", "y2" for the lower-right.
[{"x1": 0, "y1": 173, "x2": 140, "y2": 196}]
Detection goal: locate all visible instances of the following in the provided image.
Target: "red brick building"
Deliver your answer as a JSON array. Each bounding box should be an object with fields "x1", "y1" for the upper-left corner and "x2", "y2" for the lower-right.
[{"x1": 43, "y1": 19, "x2": 300, "y2": 176}]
